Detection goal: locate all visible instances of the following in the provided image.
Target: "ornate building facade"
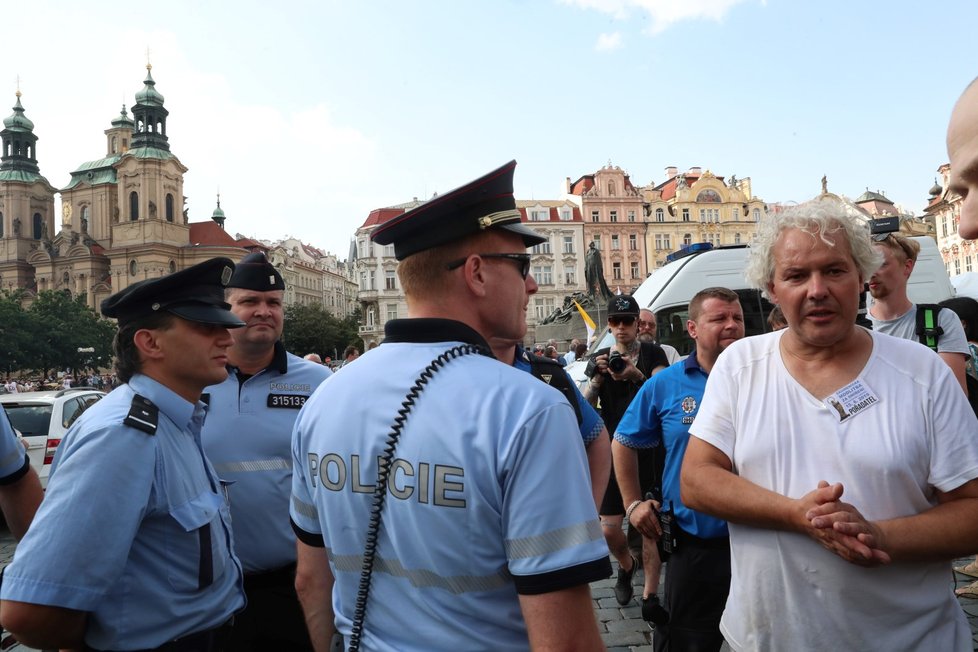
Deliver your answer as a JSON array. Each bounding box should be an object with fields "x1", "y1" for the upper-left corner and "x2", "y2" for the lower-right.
[
  {"x1": 265, "y1": 236, "x2": 357, "y2": 316},
  {"x1": 518, "y1": 200, "x2": 585, "y2": 330},
  {"x1": 924, "y1": 164, "x2": 974, "y2": 277},
  {"x1": 0, "y1": 66, "x2": 255, "y2": 310}
]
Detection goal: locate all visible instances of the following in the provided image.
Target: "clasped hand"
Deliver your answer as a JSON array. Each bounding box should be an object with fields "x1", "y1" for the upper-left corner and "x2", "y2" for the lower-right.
[{"x1": 801, "y1": 480, "x2": 891, "y2": 567}]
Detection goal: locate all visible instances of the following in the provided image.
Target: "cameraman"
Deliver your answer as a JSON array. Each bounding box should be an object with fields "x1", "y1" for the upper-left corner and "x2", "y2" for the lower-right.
[{"x1": 584, "y1": 295, "x2": 668, "y2": 610}]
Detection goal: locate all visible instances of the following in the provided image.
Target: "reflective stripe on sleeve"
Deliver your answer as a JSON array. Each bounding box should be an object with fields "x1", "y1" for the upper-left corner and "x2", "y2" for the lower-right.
[
  {"x1": 328, "y1": 548, "x2": 512, "y2": 594},
  {"x1": 505, "y1": 519, "x2": 603, "y2": 560},
  {"x1": 291, "y1": 495, "x2": 318, "y2": 520},
  {"x1": 213, "y1": 458, "x2": 291, "y2": 473}
]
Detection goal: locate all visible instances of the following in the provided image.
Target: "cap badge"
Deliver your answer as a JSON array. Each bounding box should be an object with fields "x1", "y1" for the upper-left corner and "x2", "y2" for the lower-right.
[
  {"x1": 268, "y1": 274, "x2": 275, "y2": 285},
  {"x1": 615, "y1": 297, "x2": 630, "y2": 311},
  {"x1": 221, "y1": 266, "x2": 233, "y2": 285},
  {"x1": 478, "y1": 216, "x2": 493, "y2": 229},
  {"x1": 151, "y1": 302, "x2": 161, "y2": 311}
]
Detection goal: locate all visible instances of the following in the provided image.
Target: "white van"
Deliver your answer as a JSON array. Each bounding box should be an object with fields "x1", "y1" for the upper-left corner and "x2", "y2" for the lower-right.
[{"x1": 569, "y1": 237, "x2": 954, "y2": 383}]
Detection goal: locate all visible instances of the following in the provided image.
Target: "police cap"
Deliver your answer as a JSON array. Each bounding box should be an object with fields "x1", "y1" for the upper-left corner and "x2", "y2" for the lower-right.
[
  {"x1": 228, "y1": 252, "x2": 285, "y2": 291},
  {"x1": 101, "y1": 257, "x2": 246, "y2": 328},
  {"x1": 370, "y1": 160, "x2": 545, "y2": 261}
]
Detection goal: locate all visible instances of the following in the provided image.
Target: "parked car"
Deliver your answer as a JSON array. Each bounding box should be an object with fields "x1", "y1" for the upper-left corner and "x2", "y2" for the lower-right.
[{"x1": 0, "y1": 389, "x2": 105, "y2": 488}]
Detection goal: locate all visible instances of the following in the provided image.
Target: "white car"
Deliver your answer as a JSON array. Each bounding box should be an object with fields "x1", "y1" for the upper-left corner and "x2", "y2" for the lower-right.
[{"x1": 0, "y1": 389, "x2": 105, "y2": 488}]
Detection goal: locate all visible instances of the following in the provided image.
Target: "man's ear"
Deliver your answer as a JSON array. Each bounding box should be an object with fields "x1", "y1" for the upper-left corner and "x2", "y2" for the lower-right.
[
  {"x1": 462, "y1": 255, "x2": 490, "y2": 298},
  {"x1": 133, "y1": 328, "x2": 165, "y2": 361}
]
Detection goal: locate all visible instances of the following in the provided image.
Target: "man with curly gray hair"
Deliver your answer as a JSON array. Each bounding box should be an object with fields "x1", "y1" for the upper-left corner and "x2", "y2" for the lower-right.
[{"x1": 680, "y1": 197, "x2": 978, "y2": 651}]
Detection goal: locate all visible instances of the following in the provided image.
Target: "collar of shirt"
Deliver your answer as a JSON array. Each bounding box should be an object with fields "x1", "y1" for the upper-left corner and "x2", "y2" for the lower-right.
[
  {"x1": 384, "y1": 318, "x2": 492, "y2": 351},
  {"x1": 683, "y1": 349, "x2": 707, "y2": 375},
  {"x1": 129, "y1": 373, "x2": 203, "y2": 433}
]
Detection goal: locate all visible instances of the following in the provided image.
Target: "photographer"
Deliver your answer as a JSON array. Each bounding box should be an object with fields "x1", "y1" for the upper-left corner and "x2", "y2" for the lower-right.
[{"x1": 584, "y1": 295, "x2": 668, "y2": 609}]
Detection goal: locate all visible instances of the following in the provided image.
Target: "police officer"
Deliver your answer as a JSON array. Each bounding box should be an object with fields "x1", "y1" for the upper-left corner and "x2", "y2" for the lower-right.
[
  {"x1": 290, "y1": 161, "x2": 611, "y2": 651},
  {"x1": 201, "y1": 252, "x2": 331, "y2": 650},
  {"x1": 0, "y1": 258, "x2": 246, "y2": 651},
  {"x1": 0, "y1": 406, "x2": 43, "y2": 540}
]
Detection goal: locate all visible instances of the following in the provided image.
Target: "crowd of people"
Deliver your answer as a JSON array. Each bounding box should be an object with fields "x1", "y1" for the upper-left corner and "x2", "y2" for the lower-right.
[{"x1": 0, "y1": 81, "x2": 973, "y2": 652}]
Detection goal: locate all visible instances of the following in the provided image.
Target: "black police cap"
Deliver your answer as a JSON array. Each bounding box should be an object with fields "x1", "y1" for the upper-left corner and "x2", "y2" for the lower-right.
[
  {"x1": 370, "y1": 160, "x2": 545, "y2": 261},
  {"x1": 608, "y1": 294, "x2": 640, "y2": 318},
  {"x1": 228, "y1": 252, "x2": 285, "y2": 291},
  {"x1": 101, "y1": 257, "x2": 246, "y2": 328}
]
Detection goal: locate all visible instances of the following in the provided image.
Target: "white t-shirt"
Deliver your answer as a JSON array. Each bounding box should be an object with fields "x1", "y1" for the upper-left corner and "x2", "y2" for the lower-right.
[{"x1": 690, "y1": 329, "x2": 978, "y2": 652}]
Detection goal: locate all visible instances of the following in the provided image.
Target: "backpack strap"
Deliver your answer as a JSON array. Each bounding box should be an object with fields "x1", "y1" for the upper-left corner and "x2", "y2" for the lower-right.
[
  {"x1": 915, "y1": 304, "x2": 943, "y2": 352},
  {"x1": 525, "y1": 351, "x2": 584, "y2": 426}
]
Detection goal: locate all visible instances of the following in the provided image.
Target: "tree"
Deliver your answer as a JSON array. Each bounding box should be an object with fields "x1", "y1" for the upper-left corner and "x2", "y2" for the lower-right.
[
  {"x1": 0, "y1": 290, "x2": 37, "y2": 375},
  {"x1": 282, "y1": 304, "x2": 362, "y2": 360},
  {"x1": 26, "y1": 291, "x2": 115, "y2": 378}
]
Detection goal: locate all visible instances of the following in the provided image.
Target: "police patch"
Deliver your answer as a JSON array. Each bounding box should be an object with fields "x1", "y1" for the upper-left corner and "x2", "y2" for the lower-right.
[{"x1": 681, "y1": 396, "x2": 697, "y2": 414}]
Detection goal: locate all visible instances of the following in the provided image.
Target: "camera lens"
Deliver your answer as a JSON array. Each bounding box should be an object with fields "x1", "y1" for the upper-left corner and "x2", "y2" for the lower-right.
[{"x1": 608, "y1": 352, "x2": 626, "y2": 374}]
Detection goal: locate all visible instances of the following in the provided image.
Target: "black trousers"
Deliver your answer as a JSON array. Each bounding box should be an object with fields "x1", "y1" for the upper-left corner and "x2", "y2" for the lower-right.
[
  {"x1": 228, "y1": 565, "x2": 314, "y2": 651},
  {"x1": 653, "y1": 537, "x2": 730, "y2": 652}
]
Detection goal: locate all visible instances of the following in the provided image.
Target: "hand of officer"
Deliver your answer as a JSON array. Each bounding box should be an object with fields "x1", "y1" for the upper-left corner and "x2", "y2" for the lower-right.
[{"x1": 627, "y1": 499, "x2": 662, "y2": 540}]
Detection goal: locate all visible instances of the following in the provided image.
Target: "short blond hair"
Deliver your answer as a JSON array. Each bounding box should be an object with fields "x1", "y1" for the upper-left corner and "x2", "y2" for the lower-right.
[
  {"x1": 874, "y1": 232, "x2": 920, "y2": 263},
  {"x1": 397, "y1": 231, "x2": 494, "y2": 300}
]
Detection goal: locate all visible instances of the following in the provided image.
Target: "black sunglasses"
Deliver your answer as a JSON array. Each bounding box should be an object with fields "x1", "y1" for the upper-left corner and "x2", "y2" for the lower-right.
[
  {"x1": 446, "y1": 253, "x2": 531, "y2": 279},
  {"x1": 609, "y1": 316, "x2": 636, "y2": 326}
]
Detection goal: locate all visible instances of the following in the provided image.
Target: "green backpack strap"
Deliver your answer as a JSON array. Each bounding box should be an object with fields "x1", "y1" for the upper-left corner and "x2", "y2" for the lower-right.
[{"x1": 915, "y1": 304, "x2": 943, "y2": 352}]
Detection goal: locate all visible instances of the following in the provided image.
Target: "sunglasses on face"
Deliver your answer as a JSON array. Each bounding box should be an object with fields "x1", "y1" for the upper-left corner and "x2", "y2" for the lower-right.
[
  {"x1": 608, "y1": 316, "x2": 636, "y2": 326},
  {"x1": 446, "y1": 253, "x2": 531, "y2": 279}
]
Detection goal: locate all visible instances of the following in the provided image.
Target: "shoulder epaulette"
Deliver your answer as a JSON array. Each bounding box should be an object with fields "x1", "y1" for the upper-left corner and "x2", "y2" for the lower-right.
[
  {"x1": 525, "y1": 351, "x2": 584, "y2": 426},
  {"x1": 124, "y1": 394, "x2": 159, "y2": 435}
]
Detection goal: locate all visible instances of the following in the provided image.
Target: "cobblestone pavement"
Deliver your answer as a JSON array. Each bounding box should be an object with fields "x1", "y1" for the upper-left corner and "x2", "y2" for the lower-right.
[{"x1": 1, "y1": 526, "x2": 977, "y2": 650}]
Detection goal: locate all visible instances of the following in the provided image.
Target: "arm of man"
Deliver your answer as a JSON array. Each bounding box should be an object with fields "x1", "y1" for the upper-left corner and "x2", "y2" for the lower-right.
[
  {"x1": 681, "y1": 436, "x2": 888, "y2": 565},
  {"x1": 611, "y1": 440, "x2": 660, "y2": 540},
  {"x1": 585, "y1": 429, "x2": 611, "y2": 512},
  {"x1": 295, "y1": 540, "x2": 334, "y2": 652},
  {"x1": 0, "y1": 466, "x2": 42, "y2": 540},
  {"x1": 0, "y1": 602, "x2": 86, "y2": 649},
  {"x1": 518, "y1": 584, "x2": 604, "y2": 651},
  {"x1": 938, "y1": 351, "x2": 969, "y2": 395}
]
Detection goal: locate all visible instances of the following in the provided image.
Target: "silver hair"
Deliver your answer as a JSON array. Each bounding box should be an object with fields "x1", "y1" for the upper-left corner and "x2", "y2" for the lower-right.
[{"x1": 745, "y1": 197, "x2": 882, "y2": 298}]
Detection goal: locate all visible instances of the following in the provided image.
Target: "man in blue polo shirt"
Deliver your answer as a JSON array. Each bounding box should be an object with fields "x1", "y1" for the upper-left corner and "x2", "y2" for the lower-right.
[
  {"x1": 202, "y1": 252, "x2": 331, "y2": 650},
  {"x1": 615, "y1": 287, "x2": 744, "y2": 650}
]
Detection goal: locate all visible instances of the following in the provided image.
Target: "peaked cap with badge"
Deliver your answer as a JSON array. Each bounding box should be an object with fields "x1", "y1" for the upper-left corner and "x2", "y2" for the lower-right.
[
  {"x1": 101, "y1": 257, "x2": 246, "y2": 328},
  {"x1": 608, "y1": 294, "x2": 640, "y2": 318},
  {"x1": 370, "y1": 160, "x2": 545, "y2": 260},
  {"x1": 228, "y1": 251, "x2": 285, "y2": 291}
]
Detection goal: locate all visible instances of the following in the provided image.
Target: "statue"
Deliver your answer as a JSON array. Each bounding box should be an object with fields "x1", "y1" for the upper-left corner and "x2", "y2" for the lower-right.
[
  {"x1": 728, "y1": 174, "x2": 738, "y2": 189},
  {"x1": 149, "y1": 201, "x2": 157, "y2": 218},
  {"x1": 821, "y1": 175, "x2": 828, "y2": 194},
  {"x1": 540, "y1": 291, "x2": 598, "y2": 325},
  {"x1": 12, "y1": 218, "x2": 20, "y2": 236},
  {"x1": 676, "y1": 175, "x2": 687, "y2": 190},
  {"x1": 584, "y1": 242, "x2": 612, "y2": 302}
]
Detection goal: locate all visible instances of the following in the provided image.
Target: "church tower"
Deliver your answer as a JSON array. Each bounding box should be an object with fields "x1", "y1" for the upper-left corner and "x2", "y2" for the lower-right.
[{"x1": 0, "y1": 90, "x2": 56, "y2": 290}]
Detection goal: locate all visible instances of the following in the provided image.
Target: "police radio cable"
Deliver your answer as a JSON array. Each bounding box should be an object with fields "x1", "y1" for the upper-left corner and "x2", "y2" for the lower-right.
[{"x1": 346, "y1": 344, "x2": 489, "y2": 652}]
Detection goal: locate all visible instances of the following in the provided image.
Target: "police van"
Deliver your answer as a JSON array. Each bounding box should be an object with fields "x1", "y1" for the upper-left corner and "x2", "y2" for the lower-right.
[{"x1": 568, "y1": 237, "x2": 954, "y2": 384}]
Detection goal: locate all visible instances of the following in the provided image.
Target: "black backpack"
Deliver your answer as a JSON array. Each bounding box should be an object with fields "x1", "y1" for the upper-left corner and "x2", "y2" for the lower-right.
[{"x1": 915, "y1": 304, "x2": 978, "y2": 417}]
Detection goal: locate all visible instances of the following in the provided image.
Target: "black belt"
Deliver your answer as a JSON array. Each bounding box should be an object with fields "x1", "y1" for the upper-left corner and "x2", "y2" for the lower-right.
[
  {"x1": 676, "y1": 529, "x2": 730, "y2": 550},
  {"x1": 244, "y1": 562, "x2": 297, "y2": 591},
  {"x1": 84, "y1": 618, "x2": 233, "y2": 652}
]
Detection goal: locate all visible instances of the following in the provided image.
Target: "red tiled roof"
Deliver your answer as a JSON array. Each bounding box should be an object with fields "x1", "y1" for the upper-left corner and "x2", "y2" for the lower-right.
[
  {"x1": 655, "y1": 173, "x2": 702, "y2": 201},
  {"x1": 568, "y1": 175, "x2": 595, "y2": 196},
  {"x1": 189, "y1": 221, "x2": 240, "y2": 247},
  {"x1": 360, "y1": 207, "x2": 406, "y2": 229},
  {"x1": 236, "y1": 238, "x2": 265, "y2": 250}
]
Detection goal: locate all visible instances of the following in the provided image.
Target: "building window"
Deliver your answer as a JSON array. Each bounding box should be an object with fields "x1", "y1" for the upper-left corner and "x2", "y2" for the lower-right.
[
  {"x1": 734, "y1": 232, "x2": 741, "y2": 244},
  {"x1": 129, "y1": 259, "x2": 137, "y2": 276},
  {"x1": 531, "y1": 210, "x2": 548, "y2": 221},
  {"x1": 968, "y1": 255, "x2": 974, "y2": 273},
  {"x1": 608, "y1": 181, "x2": 616, "y2": 196},
  {"x1": 628, "y1": 210, "x2": 636, "y2": 223},
  {"x1": 368, "y1": 271, "x2": 376, "y2": 290},
  {"x1": 753, "y1": 208, "x2": 761, "y2": 222},
  {"x1": 593, "y1": 235, "x2": 601, "y2": 250},
  {"x1": 611, "y1": 234, "x2": 620, "y2": 250},
  {"x1": 385, "y1": 270, "x2": 396, "y2": 290},
  {"x1": 591, "y1": 210, "x2": 599, "y2": 223},
  {"x1": 655, "y1": 208, "x2": 664, "y2": 223},
  {"x1": 169, "y1": 260, "x2": 176, "y2": 273},
  {"x1": 532, "y1": 265, "x2": 553, "y2": 285},
  {"x1": 683, "y1": 233, "x2": 692, "y2": 246},
  {"x1": 367, "y1": 308, "x2": 375, "y2": 327},
  {"x1": 533, "y1": 297, "x2": 556, "y2": 320},
  {"x1": 564, "y1": 265, "x2": 576, "y2": 285},
  {"x1": 612, "y1": 262, "x2": 622, "y2": 280},
  {"x1": 358, "y1": 239, "x2": 367, "y2": 258},
  {"x1": 0, "y1": 211, "x2": 3, "y2": 238},
  {"x1": 129, "y1": 192, "x2": 139, "y2": 221},
  {"x1": 682, "y1": 208, "x2": 690, "y2": 222},
  {"x1": 165, "y1": 194, "x2": 174, "y2": 222},
  {"x1": 384, "y1": 244, "x2": 395, "y2": 257},
  {"x1": 655, "y1": 234, "x2": 664, "y2": 250},
  {"x1": 663, "y1": 234, "x2": 671, "y2": 249},
  {"x1": 386, "y1": 303, "x2": 398, "y2": 321},
  {"x1": 610, "y1": 210, "x2": 618, "y2": 223},
  {"x1": 943, "y1": 221, "x2": 949, "y2": 237},
  {"x1": 560, "y1": 209, "x2": 572, "y2": 221},
  {"x1": 562, "y1": 235, "x2": 574, "y2": 254},
  {"x1": 955, "y1": 258, "x2": 962, "y2": 275},
  {"x1": 629, "y1": 234, "x2": 637, "y2": 250},
  {"x1": 531, "y1": 240, "x2": 552, "y2": 254},
  {"x1": 700, "y1": 209, "x2": 706, "y2": 223},
  {"x1": 630, "y1": 261, "x2": 640, "y2": 279},
  {"x1": 360, "y1": 272, "x2": 367, "y2": 290}
]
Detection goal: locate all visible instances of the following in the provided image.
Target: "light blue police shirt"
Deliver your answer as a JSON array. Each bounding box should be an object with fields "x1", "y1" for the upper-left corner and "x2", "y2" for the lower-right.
[
  {"x1": 1, "y1": 374, "x2": 245, "y2": 650},
  {"x1": 615, "y1": 352, "x2": 728, "y2": 539},
  {"x1": 290, "y1": 319, "x2": 611, "y2": 652},
  {"x1": 202, "y1": 342, "x2": 331, "y2": 572},
  {"x1": 0, "y1": 407, "x2": 30, "y2": 482},
  {"x1": 513, "y1": 345, "x2": 604, "y2": 446}
]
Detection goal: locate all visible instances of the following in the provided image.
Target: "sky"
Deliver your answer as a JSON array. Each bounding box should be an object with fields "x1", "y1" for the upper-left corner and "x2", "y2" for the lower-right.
[{"x1": 4, "y1": 0, "x2": 977, "y2": 258}]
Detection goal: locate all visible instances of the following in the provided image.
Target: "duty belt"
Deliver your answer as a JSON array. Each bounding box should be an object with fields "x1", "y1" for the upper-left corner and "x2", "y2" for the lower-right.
[
  {"x1": 243, "y1": 562, "x2": 297, "y2": 591},
  {"x1": 83, "y1": 617, "x2": 233, "y2": 652}
]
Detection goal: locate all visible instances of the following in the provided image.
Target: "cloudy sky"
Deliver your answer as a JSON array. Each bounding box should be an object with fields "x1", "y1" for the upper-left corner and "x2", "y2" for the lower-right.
[{"x1": 4, "y1": 0, "x2": 977, "y2": 256}]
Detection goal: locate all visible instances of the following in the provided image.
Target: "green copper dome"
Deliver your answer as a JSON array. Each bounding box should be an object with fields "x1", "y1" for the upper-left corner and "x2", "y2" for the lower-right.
[
  {"x1": 3, "y1": 93, "x2": 34, "y2": 131},
  {"x1": 212, "y1": 195, "x2": 226, "y2": 219},
  {"x1": 111, "y1": 104, "x2": 134, "y2": 128},
  {"x1": 134, "y1": 66, "x2": 165, "y2": 107}
]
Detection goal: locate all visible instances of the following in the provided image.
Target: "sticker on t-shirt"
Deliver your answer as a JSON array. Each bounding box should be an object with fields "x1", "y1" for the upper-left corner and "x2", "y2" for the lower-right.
[{"x1": 824, "y1": 379, "x2": 879, "y2": 422}]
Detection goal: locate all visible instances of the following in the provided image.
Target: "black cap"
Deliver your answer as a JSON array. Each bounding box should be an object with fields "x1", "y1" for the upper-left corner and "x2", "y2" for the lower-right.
[
  {"x1": 370, "y1": 160, "x2": 545, "y2": 261},
  {"x1": 608, "y1": 294, "x2": 640, "y2": 318},
  {"x1": 228, "y1": 252, "x2": 285, "y2": 291},
  {"x1": 101, "y1": 257, "x2": 246, "y2": 328}
]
